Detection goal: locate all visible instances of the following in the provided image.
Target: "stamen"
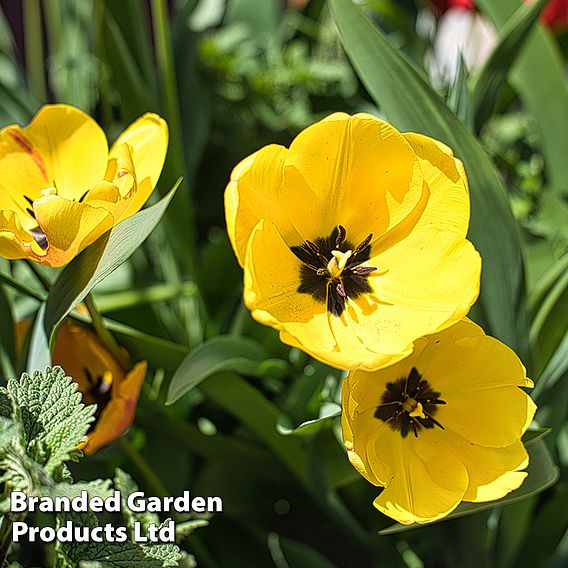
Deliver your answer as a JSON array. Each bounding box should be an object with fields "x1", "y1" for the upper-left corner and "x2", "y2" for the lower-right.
[
  {"x1": 352, "y1": 265, "x2": 377, "y2": 276},
  {"x1": 335, "y1": 225, "x2": 346, "y2": 247},
  {"x1": 293, "y1": 226, "x2": 377, "y2": 317},
  {"x1": 354, "y1": 233, "x2": 372, "y2": 255}
]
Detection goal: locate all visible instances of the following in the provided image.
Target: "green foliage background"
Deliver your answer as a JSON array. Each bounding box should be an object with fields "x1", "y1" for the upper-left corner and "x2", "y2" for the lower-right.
[{"x1": 0, "y1": 0, "x2": 568, "y2": 566}]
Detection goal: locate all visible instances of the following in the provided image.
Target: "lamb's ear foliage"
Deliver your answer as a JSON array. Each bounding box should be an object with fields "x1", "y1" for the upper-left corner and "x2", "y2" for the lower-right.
[{"x1": 0, "y1": 367, "x2": 187, "y2": 568}]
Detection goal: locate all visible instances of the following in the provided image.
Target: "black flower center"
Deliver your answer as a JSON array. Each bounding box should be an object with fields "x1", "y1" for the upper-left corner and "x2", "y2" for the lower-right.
[
  {"x1": 290, "y1": 225, "x2": 377, "y2": 317},
  {"x1": 374, "y1": 367, "x2": 446, "y2": 438}
]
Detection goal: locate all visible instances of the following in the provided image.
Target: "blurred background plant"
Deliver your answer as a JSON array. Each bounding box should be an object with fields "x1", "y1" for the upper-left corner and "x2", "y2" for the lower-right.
[{"x1": 0, "y1": 0, "x2": 568, "y2": 566}]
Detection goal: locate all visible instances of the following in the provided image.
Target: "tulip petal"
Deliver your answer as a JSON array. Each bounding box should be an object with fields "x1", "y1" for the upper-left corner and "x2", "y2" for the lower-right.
[
  {"x1": 0, "y1": 104, "x2": 108, "y2": 210},
  {"x1": 421, "y1": 334, "x2": 537, "y2": 448},
  {"x1": 82, "y1": 361, "x2": 146, "y2": 455},
  {"x1": 108, "y1": 113, "x2": 168, "y2": 221},
  {"x1": 403, "y1": 132, "x2": 470, "y2": 236},
  {"x1": 0, "y1": 209, "x2": 47, "y2": 259},
  {"x1": 244, "y1": 220, "x2": 336, "y2": 352},
  {"x1": 33, "y1": 195, "x2": 114, "y2": 267},
  {"x1": 226, "y1": 144, "x2": 305, "y2": 266},
  {"x1": 348, "y1": 228, "x2": 481, "y2": 360},
  {"x1": 448, "y1": 434, "x2": 529, "y2": 502},
  {"x1": 281, "y1": 112, "x2": 418, "y2": 245},
  {"x1": 372, "y1": 429, "x2": 469, "y2": 524}
]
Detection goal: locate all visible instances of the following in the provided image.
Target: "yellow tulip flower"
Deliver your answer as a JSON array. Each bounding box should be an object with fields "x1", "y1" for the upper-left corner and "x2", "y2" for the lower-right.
[
  {"x1": 342, "y1": 319, "x2": 536, "y2": 525},
  {"x1": 51, "y1": 319, "x2": 146, "y2": 455},
  {"x1": 225, "y1": 112, "x2": 481, "y2": 370},
  {"x1": 0, "y1": 104, "x2": 168, "y2": 267}
]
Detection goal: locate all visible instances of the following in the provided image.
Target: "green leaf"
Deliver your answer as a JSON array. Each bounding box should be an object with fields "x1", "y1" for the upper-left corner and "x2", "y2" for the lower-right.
[
  {"x1": 97, "y1": 2, "x2": 158, "y2": 120},
  {"x1": 447, "y1": 55, "x2": 470, "y2": 127},
  {"x1": 0, "y1": 417, "x2": 19, "y2": 453},
  {"x1": 276, "y1": 403, "x2": 341, "y2": 437},
  {"x1": 477, "y1": 0, "x2": 568, "y2": 197},
  {"x1": 57, "y1": 510, "x2": 182, "y2": 568},
  {"x1": 199, "y1": 372, "x2": 310, "y2": 486},
  {"x1": 69, "y1": 310, "x2": 188, "y2": 373},
  {"x1": 534, "y1": 328, "x2": 568, "y2": 401},
  {"x1": 114, "y1": 468, "x2": 160, "y2": 535},
  {"x1": 25, "y1": 304, "x2": 51, "y2": 375},
  {"x1": 378, "y1": 434, "x2": 559, "y2": 535},
  {"x1": 329, "y1": 0, "x2": 529, "y2": 359},
  {"x1": 531, "y1": 258, "x2": 568, "y2": 373},
  {"x1": 6, "y1": 366, "x2": 96, "y2": 475},
  {"x1": 41, "y1": 479, "x2": 114, "y2": 501},
  {"x1": 166, "y1": 336, "x2": 288, "y2": 405},
  {"x1": 44, "y1": 184, "x2": 179, "y2": 345},
  {"x1": 471, "y1": 0, "x2": 547, "y2": 131}
]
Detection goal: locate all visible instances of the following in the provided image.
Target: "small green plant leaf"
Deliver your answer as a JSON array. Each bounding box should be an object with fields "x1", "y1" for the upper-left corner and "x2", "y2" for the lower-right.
[
  {"x1": 6, "y1": 366, "x2": 96, "y2": 475},
  {"x1": 114, "y1": 468, "x2": 160, "y2": 536},
  {"x1": 277, "y1": 403, "x2": 341, "y2": 437},
  {"x1": 167, "y1": 336, "x2": 288, "y2": 405}
]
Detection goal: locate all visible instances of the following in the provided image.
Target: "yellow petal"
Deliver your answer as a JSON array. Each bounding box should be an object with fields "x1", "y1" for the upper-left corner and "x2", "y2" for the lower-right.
[
  {"x1": 423, "y1": 333, "x2": 537, "y2": 447},
  {"x1": 403, "y1": 132, "x2": 470, "y2": 236},
  {"x1": 32, "y1": 195, "x2": 114, "y2": 267},
  {"x1": 446, "y1": 432, "x2": 529, "y2": 502},
  {"x1": 244, "y1": 220, "x2": 335, "y2": 351},
  {"x1": 225, "y1": 144, "x2": 301, "y2": 266},
  {"x1": 0, "y1": 209, "x2": 47, "y2": 259},
  {"x1": 244, "y1": 219, "x2": 413, "y2": 370},
  {"x1": 0, "y1": 104, "x2": 108, "y2": 209},
  {"x1": 107, "y1": 113, "x2": 168, "y2": 220},
  {"x1": 372, "y1": 428, "x2": 469, "y2": 524},
  {"x1": 281, "y1": 112, "x2": 418, "y2": 245},
  {"x1": 350, "y1": 228, "x2": 481, "y2": 361}
]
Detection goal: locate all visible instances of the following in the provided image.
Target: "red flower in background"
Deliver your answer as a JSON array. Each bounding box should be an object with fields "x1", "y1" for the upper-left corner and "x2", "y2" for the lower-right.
[
  {"x1": 542, "y1": 0, "x2": 568, "y2": 30},
  {"x1": 430, "y1": 0, "x2": 568, "y2": 30},
  {"x1": 430, "y1": 0, "x2": 475, "y2": 14}
]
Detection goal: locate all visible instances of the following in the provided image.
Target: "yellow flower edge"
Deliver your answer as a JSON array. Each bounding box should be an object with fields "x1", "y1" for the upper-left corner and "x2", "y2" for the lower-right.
[
  {"x1": 342, "y1": 319, "x2": 536, "y2": 525},
  {"x1": 0, "y1": 104, "x2": 168, "y2": 267},
  {"x1": 226, "y1": 112, "x2": 481, "y2": 370}
]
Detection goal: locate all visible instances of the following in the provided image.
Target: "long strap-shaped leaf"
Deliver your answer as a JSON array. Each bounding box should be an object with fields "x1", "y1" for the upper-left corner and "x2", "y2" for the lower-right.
[
  {"x1": 477, "y1": 0, "x2": 568, "y2": 198},
  {"x1": 471, "y1": 0, "x2": 548, "y2": 131},
  {"x1": 330, "y1": 0, "x2": 529, "y2": 361}
]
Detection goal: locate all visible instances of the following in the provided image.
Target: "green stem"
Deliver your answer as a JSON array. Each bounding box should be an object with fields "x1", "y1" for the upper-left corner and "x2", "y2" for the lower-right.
[
  {"x1": 150, "y1": 0, "x2": 197, "y2": 262},
  {"x1": 43, "y1": 0, "x2": 62, "y2": 56},
  {"x1": 23, "y1": 0, "x2": 47, "y2": 101},
  {"x1": 84, "y1": 293, "x2": 130, "y2": 369},
  {"x1": 119, "y1": 437, "x2": 169, "y2": 501},
  {"x1": 0, "y1": 271, "x2": 45, "y2": 302}
]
